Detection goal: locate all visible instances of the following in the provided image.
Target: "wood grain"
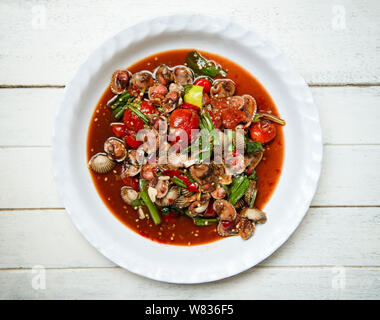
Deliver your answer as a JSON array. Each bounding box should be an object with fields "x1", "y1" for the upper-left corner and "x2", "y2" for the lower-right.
[
  {"x1": 0, "y1": 0, "x2": 379, "y2": 85},
  {"x1": 0, "y1": 0, "x2": 379, "y2": 299},
  {"x1": 1, "y1": 145, "x2": 379, "y2": 208},
  {"x1": 1, "y1": 267, "x2": 379, "y2": 299},
  {"x1": 0, "y1": 208, "x2": 378, "y2": 269},
  {"x1": 1, "y1": 86, "x2": 380, "y2": 147}
]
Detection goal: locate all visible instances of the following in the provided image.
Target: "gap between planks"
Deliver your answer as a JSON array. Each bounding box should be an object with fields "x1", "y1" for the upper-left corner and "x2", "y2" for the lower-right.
[
  {"x1": 1, "y1": 205, "x2": 380, "y2": 212},
  {"x1": 0, "y1": 266, "x2": 379, "y2": 272},
  {"x1": 1, "y1": 83, "x2": 380, "y2": 89}
]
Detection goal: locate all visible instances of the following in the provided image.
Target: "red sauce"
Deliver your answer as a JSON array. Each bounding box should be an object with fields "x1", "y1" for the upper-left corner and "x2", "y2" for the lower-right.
[{"x1": 87, "y1": 49, "x2": 284, "y2": 246}]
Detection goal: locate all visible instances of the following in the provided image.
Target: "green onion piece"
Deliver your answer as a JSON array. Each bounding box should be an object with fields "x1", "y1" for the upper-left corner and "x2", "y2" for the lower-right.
[
  {"x1": 110, "y1": 91, "x2": 132, "y2": 109},
  {"x1": 113, "y1": 105, "x2": 127, "y2": 120},
  {"x1": 172, "y1": 176, "x2": 187, "y2": 188},
  {"x1": 139, "y1": 179, "x2": 161, "y2": 225},
  {"x1": 187, "y1": 171, "x2": 196, "y2": 183},
  {"x1": 128, "y1": 104, "x2": 150, "y2": 125},
  {"x1": 249, "y1": 188, "x2": 258, "y2": 209},
  {"x1": 193, "y1": 217, "x2": 218, "y2": 226}
]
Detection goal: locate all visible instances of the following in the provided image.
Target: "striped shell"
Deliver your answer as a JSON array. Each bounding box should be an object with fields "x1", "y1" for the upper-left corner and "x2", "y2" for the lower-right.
[
  {"x1": 155, "y1": 186, "x2": 180, "y2": 207},
  {"x1": 181, "y1": 189, "x2": 195, "y2": 197},
  {"x1": 234, "y1": 198, "x2": 247, "y2": 210},
  {"x1": 88, "y1": 153, "x2": 115, "y2": 174}
]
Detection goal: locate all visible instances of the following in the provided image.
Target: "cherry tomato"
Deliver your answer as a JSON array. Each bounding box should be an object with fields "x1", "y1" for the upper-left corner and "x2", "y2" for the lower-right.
[
  {"x1": 169, "y1": 109, "x2": 199, "y2": 139},
  {"x1": 124, "y1": 135, "x2": 143, "y2": 149},
  {"x1": 123, "y1": 100, "x2": 156, "y2": 131},
  {"x1": 121, "y1": 176, "x2": 139, "y2": 192},
  {"x1": 194, "y1": 78, "x2": 212, "y2": 94},
  {"x1": 250, "y1": 120, "x2": 277, "y2": 144},
  {"x1": 123, "y1": 109, "x2": 144, "y2": 131},
  {"x1": 140, "y1": 100, "x2": 156, "y2": 114},
  {"x1": 110, "y1": 122, "x2": 126, "y2": 138}
]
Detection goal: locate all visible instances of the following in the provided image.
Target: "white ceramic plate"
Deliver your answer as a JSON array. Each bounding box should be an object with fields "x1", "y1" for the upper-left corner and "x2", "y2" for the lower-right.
[{"x1": 52, "y1": 14, "x2": 322, "y2": 284}]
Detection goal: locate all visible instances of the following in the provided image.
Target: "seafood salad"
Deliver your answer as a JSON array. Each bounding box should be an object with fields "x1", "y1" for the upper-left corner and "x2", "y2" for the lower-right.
[{"x1": 87, "y1": 50, "x2": 285, "y2": 245}]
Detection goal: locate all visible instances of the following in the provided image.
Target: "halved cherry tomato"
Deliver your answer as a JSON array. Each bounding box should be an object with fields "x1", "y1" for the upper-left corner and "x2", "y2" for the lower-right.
[
  {"x1": 123, "y1": 109, "x2": 144, "y2": 131},
  {"x1": 111, "y1": 122, "x2": 126, "y2": 138},
  {"x1": 140, "y1": 100, "x2": 156, "y2": 114},
  {"x1": 121, "y1": 176, "x2": 139, "y2": 192},
  {"x1": 194, "y1": 78, "x2": 212, "y2": 94},
  {"x1": 124, "y1": 135, "x2": 143, "y2": 149},
  {"x1": 250, "y1": 120, "x2": 277, "y2": 143},
  {"x1": 123, "y1": 100, "x2": 156, "y2": 131},
  {"x1": 169, "y1": 109, "x2": 199, "y2": 139}
]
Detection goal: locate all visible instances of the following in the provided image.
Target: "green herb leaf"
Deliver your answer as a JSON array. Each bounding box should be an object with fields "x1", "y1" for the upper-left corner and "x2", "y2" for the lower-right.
[
  {"x1": 246, "y1": 140, "x2": 264, "y2": 157},
  {"x1": 185, "y1": 51, "x2": 227, "y2": 78}
]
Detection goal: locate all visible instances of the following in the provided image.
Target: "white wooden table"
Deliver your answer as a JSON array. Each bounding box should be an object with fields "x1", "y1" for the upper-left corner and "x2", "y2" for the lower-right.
[{"x1": 0, "y1": 0, "x2": 379, "y2": 299}]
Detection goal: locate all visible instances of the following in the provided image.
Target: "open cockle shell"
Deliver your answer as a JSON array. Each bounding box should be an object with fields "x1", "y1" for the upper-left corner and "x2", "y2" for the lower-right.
[
  {"x1": 104, "y1": 137, "x2": 127, "y2": 163},
  {"x1": 241, "y1": 208, "x2": 267, "y2": 224},
  {"x1": 110, "y1": 69, "x2": 131, "y2": 94},
  {"x1": 120, "y1": 186, "x2": 139, "y2": 205}
]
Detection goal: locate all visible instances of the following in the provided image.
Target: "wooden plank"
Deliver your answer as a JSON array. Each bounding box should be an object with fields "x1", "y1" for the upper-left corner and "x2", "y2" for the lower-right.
[
  {"x1": 0, "y1": 89, "x2": 60, "y2": 147},
  {"x1": 0, "y1": 0, "x2": 379, "y2": 85},
  {"x1": 0, "y1": 267, "x2": 378, "y2": 299},
  {"x1": 0, "y1": 208, "x2": 378, "y2": 269},
  {"x1": 315, "y1": 145, "x2": 380, "y2": 206},
  {"x1": 0, "y1": 210, "x2": 114, "y2": 269},
  {"x1": 313, "y1": 86, "x2": 380, "y2": 145},
  {"x1": 0, "y1": 145, "x2": 379, "y2": 208},
  {"x1": 1, "y1": 86, "x2": 380, "y2": 147}
]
